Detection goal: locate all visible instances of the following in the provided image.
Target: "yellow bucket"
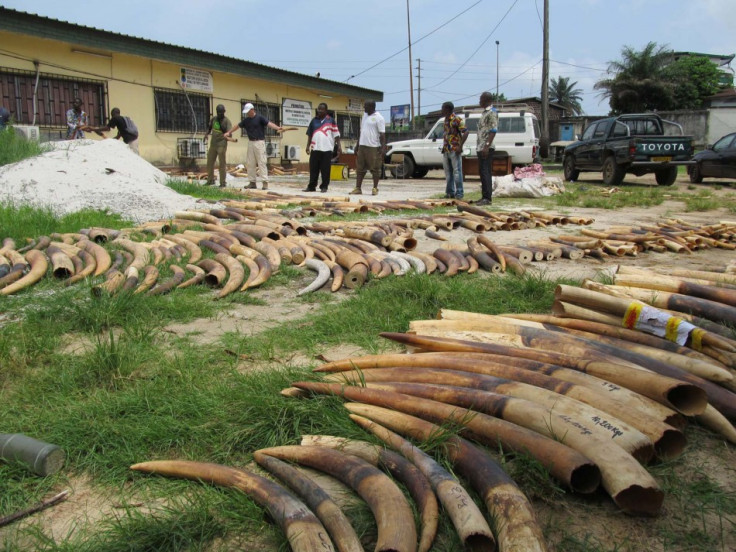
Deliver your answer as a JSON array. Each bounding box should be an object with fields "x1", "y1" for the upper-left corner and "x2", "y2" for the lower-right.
[{"x1": 330, "y1": 164, "x2": 348, "y2": 180}]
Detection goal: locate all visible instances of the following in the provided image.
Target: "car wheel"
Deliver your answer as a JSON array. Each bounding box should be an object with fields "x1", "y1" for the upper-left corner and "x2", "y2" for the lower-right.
[
  {"x1": 602, "y1": 156, "x2": 625, "y2": 186},
  {"x1": 391, "y1": 156, "x2": 415, "y2": 179},
  {"x1": 412, "y1": 167, "x2": 429, "y2": 178},
  {"x1": 688, "y1": 163, "x2": 703, "y2": 184},
  {"x1": 563, "y1": 155, "x2": 580, "y2": 182},
  {"x1": 655, "y1": 167, "x2": 678, "y2": 186}
]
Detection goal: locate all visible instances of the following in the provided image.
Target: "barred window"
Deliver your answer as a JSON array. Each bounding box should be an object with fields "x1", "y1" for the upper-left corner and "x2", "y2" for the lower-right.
[
  {"x1": 0, "y1": 68, "x2": 105, "y2": 129},
  {"x1": 241, "y1": 100, "x2": 281, "y2": 138},
  {"x1": 337, "y1": 113, "x2": 361, "y2": 140},
  {"x1": 154, "y1": 88, "x2": 210, "y2": 133}
]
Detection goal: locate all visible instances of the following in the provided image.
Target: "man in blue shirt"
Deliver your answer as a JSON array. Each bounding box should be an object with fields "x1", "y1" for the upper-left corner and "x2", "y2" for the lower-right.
[
  {"x1": 0, "y1": 106, "x2": 10, "y2": 130},
  {"x1": 226, "y1": 102, "x2": 282, "y2": 190}
]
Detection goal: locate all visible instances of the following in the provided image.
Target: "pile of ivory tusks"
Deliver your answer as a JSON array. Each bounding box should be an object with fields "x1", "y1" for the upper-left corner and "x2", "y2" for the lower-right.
[
  {"x1": 2, "y1": 198, "x2": 736, "y2": 298},
  {"x1": 130, "y1": 266, "x2": 736, "y2": 550},
  {"x1": 0, "y1": 200, "x2": 588, "y2": 298}
]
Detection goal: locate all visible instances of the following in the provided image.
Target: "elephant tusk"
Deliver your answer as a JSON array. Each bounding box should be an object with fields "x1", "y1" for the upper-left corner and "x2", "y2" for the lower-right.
[
  {"x1": 0, "y1": 250, "x2": 47, "y2": 296},
  {"x1": 297, "y1": 259, "x2": 330, "y2": 296},
  {"x1": 130, "y1": 460, "x2": 335, "y2": 552}
]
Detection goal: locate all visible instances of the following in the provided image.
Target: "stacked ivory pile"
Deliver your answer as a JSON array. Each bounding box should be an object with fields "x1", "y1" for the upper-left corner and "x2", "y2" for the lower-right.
[{"x1": 268, "y1": 272, "x2": 736, "y2": 548}]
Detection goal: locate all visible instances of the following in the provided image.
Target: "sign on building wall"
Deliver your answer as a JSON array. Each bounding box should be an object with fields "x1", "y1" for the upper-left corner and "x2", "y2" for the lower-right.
[
  {"x1": 282, "y1": 98, "x2": 313, "y2": 126},
  {"x1": 349, "y1": 98, "x2": 363, "y2": 112},
  {"x1": 180, "y1": 67, "x2": 213, "y2": 93}
]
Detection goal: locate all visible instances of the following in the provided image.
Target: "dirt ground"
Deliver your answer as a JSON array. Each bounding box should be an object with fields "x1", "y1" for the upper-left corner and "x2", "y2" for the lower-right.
[{"x1": 4, "y1": 168, "x2": 736, "y2": 550}]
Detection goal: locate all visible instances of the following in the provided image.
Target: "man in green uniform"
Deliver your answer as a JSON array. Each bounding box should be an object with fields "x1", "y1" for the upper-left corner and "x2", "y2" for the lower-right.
[{"x1": 204, "y1": 104, "x2": 232, "y2": 187}]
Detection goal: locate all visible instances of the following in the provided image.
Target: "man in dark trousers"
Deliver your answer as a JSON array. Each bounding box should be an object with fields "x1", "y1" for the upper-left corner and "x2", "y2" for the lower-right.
[
  {"x1": 91, "y1": 107, "x2": 140, "y2": 154},
  {"x1": 303, "y1": 102, "x2": 341, "y2": 193},
  {"x1": 204, "y1": 104, "x2": 232, "y2": 187},
  {"x1": 476, "y1": 91, "x2": 498, "y2": 205},
  {"x1": 225, "y1": 103, "x2": 282, "y2": 190}
]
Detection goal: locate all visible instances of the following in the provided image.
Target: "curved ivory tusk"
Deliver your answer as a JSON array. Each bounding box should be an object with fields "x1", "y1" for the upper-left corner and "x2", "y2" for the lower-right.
[
  {"x1": 91, "y1": 269, "x2": 125, "y2": 297},
  {"x1": 178, "y1": 264, "x2": 205, "y2": 289},
  {"x1": 391, "y1": 251, "x2": 425, "y2": 274},
  {"x1": 80, "y1": 239, "x2": 111, "y2": 276},
  {"x1": 298, "y1": 259, "x2": 330, "y2": 296},
  {"x1": 148, "y1": 265, "x2": 185, "y2": 296},
  {"x1": 214, "y1": 253, "x2": 245, "y2": 298},
  {"x1": 130, "y1": 460, "x2": 334, "y2": 552},
  {"x1": 113, "y1": 238, "x2": 150, "y2": 271},
  {"x1": 0, "y1": 250, "x2": 48, "y2": 296},
  {"x1": 133, "y1": 265, "x2": 159, "y2": 294},
  {"x1": 253, "y1": 452, "x2": 363, "y2": 552},
  {"x1": 301, "y1": 435, "x2": 439, "y2": 552},
  {"x1": 257, "y1": 445, "x2": 417, "y2": 552},
  {"x1": 252, "y1": 241, "x2": 281, "y2": 272}
]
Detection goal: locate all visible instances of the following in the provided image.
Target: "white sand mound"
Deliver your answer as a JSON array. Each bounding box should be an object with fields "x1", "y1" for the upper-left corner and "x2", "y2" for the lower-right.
[{"x1": 0, "y1": 139, "x2": 206, "y2": 223}]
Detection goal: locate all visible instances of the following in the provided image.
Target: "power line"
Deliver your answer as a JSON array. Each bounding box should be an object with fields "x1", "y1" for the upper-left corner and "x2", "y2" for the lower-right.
[
  {"x1": 344, "y1": 0, "x2": 485, "y2": 82},
  {"x1": 425, "y1": 0, "x2": 520, "y2": 90}
]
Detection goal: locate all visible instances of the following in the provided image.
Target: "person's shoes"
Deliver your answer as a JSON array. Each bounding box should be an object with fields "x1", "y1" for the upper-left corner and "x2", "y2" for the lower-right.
[
  {"x1": 204, "y1": 181, "x2": 215, "y2": 186},
  {"x1": 475, "y1": 198, "x2": 492, "y2": 206},
  {"x1": 302, "y1": 187, "x2": 316, "y2": 192},
  {"x1": 261, "y1": 183, "x2": 268, "y2": 190},
  {"x1": 443, "y1": 194, "x2": 454, "y2": 199},
  {"x1": 372, "y1": 187, "x2": 379, "y2": 195},
  {"x1": 219, "y1": 183, "x2": 226, "y2": 188},
  {"x1": 349, "y1": 187, "x2": 362, "y2": 195},
  {"x1": 320, "y1": 188, "x2": 328, "y2": 193},
  {"x1": 245, "y1": 182, "x2": 257, "y2": 189}
]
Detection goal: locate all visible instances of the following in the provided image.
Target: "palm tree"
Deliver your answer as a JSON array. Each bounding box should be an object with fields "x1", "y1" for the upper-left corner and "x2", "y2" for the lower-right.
[
  {"x1": 548, "y1": 76, "x2": 584, "y2": 116},
  {"x1": 594, "y1": 42, "x2": 674, "y2": 114}
]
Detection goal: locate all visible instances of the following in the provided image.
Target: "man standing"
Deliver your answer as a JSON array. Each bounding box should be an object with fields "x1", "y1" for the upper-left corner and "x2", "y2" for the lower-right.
[
  {"x1": 476, "y1": 92, "x2": 498, "y2": 206},
  {"x1": 66, "y1": 98, "x2": 90, "y2": 140},
  {"x1": 226, "y1": 103, "x2": 282, "y2": 190},
  {"x1": 0, "y1": 106, "x2": 10, "y2": 130},
  {"x1": 90, "y1": 108, "x2": 140, "y2": 154},
  {"x1": 440, "y1": 101, "x2": 469, "y2": 199},
  {"x1": 351, "y1": 100, "x2": 385, "y2": 195},
  {"x1": 304, "y1": 103, "x2": 341, "y2": 193},
  {"x1": 204, "y1": 104, "x2": 232, "y2": 187}
]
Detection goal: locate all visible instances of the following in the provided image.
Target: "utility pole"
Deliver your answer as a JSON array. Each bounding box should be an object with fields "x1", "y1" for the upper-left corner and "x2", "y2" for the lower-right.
[
  {"x1": 540, "y1": 0, "x2": 550, "y2": 158},
  {"x1": 416, "y1": 58, "x2": 421, "y2": 124},
  {"x1": 407, "y1": 0, "x2": 415, "y2": 128},
  {"x1": 495, "y1": 41, "x2": 500, "y2": 100}
]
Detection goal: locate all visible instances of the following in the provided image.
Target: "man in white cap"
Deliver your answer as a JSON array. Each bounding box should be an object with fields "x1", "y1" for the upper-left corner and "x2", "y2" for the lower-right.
[{"x1": 226, "y1": 103, "x2": 282, "y2": 190}]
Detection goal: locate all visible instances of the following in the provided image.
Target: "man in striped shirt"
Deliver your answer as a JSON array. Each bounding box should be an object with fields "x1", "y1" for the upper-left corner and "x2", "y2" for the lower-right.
[{"x1": 304, "y1": 102, "x2": 341, "y2": 193}]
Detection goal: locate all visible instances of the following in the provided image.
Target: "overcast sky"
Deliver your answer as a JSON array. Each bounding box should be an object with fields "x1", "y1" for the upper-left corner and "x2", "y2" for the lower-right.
[{"x1": 5, "y1": 0, "x2": 735, "y2": 117}]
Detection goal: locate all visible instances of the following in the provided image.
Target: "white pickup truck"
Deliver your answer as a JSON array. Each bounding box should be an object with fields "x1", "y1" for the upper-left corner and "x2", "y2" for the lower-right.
[{"x1": 385, "y1": 110, "x2": 541, "y2": 178}]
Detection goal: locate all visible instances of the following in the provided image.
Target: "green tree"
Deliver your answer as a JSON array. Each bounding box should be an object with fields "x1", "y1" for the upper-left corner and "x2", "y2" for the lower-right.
[
  {"x1": 594, "y1": 42, "x2": 674, "y2": 114},
  {"x1": 490, "y1": 92, "x2": 507, "y2": 103},
  {"x1": 661, "y1": 56, "x2": 722, "y2": 109},
  {"x1": 548, "y1": 76, "x2": 584, "y2": 115}
]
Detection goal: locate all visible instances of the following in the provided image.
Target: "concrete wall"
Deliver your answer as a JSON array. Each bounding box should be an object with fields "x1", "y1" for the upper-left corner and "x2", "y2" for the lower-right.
[{"x1": 0, "y1": 30, "x2": 363, "y2": 166}]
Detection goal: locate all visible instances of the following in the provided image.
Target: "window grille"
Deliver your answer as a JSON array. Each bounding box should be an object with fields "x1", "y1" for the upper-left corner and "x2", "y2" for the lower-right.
[
  {"x1": 154, "y1": 88, "x2": 210, "y2": 133},
  {"x1": 0, "y1": 68, "x2": 105, "y2": 128}
]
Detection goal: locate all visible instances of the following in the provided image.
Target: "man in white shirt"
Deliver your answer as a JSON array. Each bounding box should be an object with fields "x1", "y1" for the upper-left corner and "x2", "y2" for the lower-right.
[{"x1": 351, "y1": 100, "x2": 386, "y2": 195}]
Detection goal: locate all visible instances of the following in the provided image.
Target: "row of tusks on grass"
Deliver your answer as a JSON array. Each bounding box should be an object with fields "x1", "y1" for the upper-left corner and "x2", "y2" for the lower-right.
[
  {"x1": 130, "y1": 270, "x2": 736, "y2": 551},
  {"x1": 0, "y1": 202, "x2": 590, "y2": 297}
]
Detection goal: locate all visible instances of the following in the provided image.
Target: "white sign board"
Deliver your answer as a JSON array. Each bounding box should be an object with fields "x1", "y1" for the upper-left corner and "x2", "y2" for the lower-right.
[
  {"x1": 349, "y1": 98, "x2": 363, "y2": 112},
  {"x1": 282, "y1": 98, "x2": 312, "y2": 126},
  {"x1": 180, "y1": 67, "x2": 213, "y2": 93}
]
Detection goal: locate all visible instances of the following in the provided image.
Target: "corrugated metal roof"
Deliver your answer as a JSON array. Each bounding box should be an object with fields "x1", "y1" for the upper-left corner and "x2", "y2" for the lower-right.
[{"x1": 0, "y1": 7, "x2": 383, "y2": 101}]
